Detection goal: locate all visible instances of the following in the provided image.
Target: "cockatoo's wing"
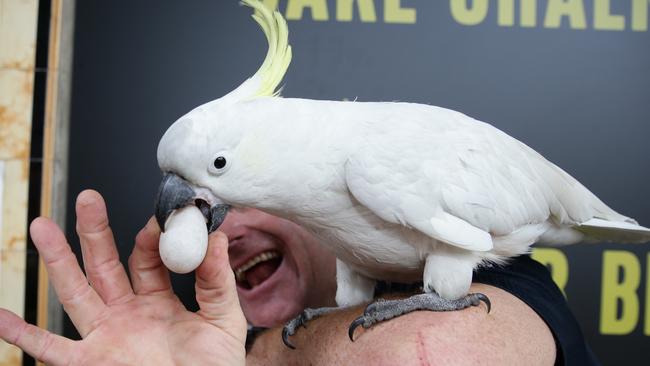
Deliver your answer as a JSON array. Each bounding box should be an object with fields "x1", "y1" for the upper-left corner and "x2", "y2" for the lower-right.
[
  {"x1": 344, "y1": 106, "x2": 640, "y2": 251},
  {"x1": 345, "y1": 137, "x2": 494, "y2": 253}
]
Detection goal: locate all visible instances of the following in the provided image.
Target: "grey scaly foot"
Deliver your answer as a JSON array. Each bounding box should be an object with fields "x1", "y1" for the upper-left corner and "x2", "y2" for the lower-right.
[
  {"x1": 348, "y1": 292, "x2": 491, "y2": 341},
  {"x1": 282, "y1": 306, "x2": 341, "y2": 349}
]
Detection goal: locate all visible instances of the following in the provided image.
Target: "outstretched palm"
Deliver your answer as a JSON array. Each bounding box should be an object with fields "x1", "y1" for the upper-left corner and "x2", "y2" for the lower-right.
[{"x1": 0, "y1": 190, "x2": 246, "y2": 365}]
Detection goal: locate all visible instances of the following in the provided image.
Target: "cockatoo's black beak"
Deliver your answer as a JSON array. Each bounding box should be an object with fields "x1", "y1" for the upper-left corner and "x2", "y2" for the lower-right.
[{"x1": 154, "y1": 173, "x2": 230, "y2": 233}]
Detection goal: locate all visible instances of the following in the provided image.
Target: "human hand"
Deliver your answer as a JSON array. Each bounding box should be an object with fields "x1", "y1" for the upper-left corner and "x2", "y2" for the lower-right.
[{"x1": 0, "y1": 190, "x2": 246, "y2": 365}]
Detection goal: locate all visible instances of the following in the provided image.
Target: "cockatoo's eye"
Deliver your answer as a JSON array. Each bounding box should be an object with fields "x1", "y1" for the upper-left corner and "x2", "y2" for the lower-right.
[
  {"x1": 208, "y1": 151, "x2": 231, "y2": 175},
  {"x1": 213, "y1": 157, "x2": 227, "y2": 169}
]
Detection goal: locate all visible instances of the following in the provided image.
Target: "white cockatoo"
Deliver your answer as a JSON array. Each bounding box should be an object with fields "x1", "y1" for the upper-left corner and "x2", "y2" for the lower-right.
[{"x1": 154, "y1": 0, "x2": 650, "y2": 345}]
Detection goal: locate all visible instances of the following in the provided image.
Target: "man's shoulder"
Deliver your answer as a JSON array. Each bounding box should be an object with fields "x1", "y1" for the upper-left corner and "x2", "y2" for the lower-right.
[{"x1": 247, "y1": 283, "x2": 556, "y2": 365}]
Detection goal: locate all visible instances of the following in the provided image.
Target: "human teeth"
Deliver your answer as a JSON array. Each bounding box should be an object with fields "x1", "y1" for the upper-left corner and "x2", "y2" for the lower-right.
[{"x1": 235, "y1": 251, "x2": 280, "y2": 283}]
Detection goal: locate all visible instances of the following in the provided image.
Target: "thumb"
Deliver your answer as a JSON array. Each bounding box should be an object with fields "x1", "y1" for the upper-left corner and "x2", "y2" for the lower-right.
[{"x1": 195, "y1": 231, "x2": 247, "y2": 343}]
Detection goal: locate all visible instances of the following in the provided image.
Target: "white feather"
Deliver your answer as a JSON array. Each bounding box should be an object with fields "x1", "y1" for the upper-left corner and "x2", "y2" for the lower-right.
[
  {"x1": 159, "y1": 96, "x2": 650, "y2": 305},
  {"x1": 156, "y1": 1, "x2": 650, "y2": 305}
]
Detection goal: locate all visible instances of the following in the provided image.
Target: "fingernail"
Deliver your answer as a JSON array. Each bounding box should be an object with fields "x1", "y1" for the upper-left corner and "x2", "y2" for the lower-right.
[
  {"x1": 146, "y1": 216, "x2": 160, "y2": 231},
  {"x1": 77, "y1": 191, "x2": 97, "y2": 207}
]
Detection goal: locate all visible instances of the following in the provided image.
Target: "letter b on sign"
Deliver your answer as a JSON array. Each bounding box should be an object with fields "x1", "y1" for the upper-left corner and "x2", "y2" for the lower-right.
[{"x1": 600, "y1": 251, "x2": 640, "y2": 335}]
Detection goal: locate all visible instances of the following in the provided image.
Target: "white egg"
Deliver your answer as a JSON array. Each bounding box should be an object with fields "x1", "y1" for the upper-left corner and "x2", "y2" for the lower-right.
[{"x1": 159, "y1": 205, "x2": 208, "y2": 274}]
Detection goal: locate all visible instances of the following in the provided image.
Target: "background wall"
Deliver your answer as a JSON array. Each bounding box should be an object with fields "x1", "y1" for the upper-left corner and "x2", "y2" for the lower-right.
[
  {"x1": 0, "y1": 1, "x2": 73, "y2": 363},
  {"x1": 0, "y1": 1, "x2": 39, "y2": 364},
  {"x1": 64, "y1": 1, "x2": 649, "y2": 364}
]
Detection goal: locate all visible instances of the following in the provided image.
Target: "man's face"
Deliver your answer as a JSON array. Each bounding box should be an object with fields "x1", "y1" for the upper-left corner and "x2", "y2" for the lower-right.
[{"x1": 219, "y1": 208, "x2": 337, "y2": 327}]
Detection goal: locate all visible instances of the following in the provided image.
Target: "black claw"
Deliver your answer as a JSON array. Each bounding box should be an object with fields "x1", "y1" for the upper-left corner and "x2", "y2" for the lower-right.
[
  {"x1": 348, "y1": 316, "x2": 365, "y2": 341},
  {"x1": 477, "y1": 293, "x2": 491, "y2": 313},
  {"x1": 282, "y1": 328, "x2": 296, "y2": 350}
]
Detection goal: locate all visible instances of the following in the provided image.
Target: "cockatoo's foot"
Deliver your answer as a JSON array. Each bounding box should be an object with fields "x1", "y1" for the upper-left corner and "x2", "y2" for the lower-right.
[
  {"x1": 282, "y1": 306, "x2": 340, "y2": 349},
  {"x1": 348, "y1": 292, "x2": 491, "y2": 341}
]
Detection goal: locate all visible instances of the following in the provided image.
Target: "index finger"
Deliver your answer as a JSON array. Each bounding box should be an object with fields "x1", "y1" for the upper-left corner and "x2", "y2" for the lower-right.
[
  {"x1": 128, "y1": 217, "x2": 173, "y2": 296},
  {"x1": 195, "y1": 232, "x2": 247, "y2": 344},
  {"x1": 76, "y1": 190, "x2": 133, "y2": 305}
]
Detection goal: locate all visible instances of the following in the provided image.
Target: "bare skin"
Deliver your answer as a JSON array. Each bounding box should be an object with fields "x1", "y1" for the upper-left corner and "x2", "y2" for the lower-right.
[
  {"x1": 247, "y1": 284, "x2": 556, "y2": 365},
  {"x1": 0, "y1": 190, "x2": 556, "y2": 365},
  {"x1": 0, "y1": 190, "x2": 246, "y2": 365},
  {"x1": 222, "y1": 205, "x2": 557, "y2": 365}
]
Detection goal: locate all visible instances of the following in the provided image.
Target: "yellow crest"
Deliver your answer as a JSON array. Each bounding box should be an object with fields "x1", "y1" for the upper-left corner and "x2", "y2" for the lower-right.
[{"x1": 241, "y1": 0, "x2": 292, "y2": 97}]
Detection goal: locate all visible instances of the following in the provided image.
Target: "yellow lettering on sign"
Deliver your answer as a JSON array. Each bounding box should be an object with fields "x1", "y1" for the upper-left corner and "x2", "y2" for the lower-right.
[
  {"x1": 544, "y1": 0, "x2": 587, "y2": 29},
  {"x1": 336, "y1": 0, "x2": 377, "y2": 22},
  {"x1": 384, "y1": 0, "x2": 416, "y2": 24},
  {"x1": 286, "y1": 0, "x2": 329, "y2": 21},
  {"x1": 520, "y1": 0, "x2": 537, "y2": 27},
  {"x1": 531, "y1": 248, "x2": 569, "y2": 295},
  {"x1": 600, "y1": 250, "x2": 640, "y2": 335},
  {"x1": 632, "y1": 0, "x2": 650, "y2": 31},
  {"x1": 643, "y1": 253, "x2": 650, "y2": 336},
  {"x1": 497, "y1": 0, "x2": 537, "y2": 27},
  {"x1": 261, "y1": 0, "x2": 280, "y2": 11},
  {"x1": 594, "y1": 0, "x2": 625, "y2": 30},
  {"x1": 450, "y1": 0, "x2": 489, "y2": 26},
  {"x1": 498, "y1": 0, "x2": 515, "y2": 26}
]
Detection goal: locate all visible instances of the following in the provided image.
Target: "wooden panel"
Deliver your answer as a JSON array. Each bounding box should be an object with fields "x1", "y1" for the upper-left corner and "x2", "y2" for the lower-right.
[{"x1": 0, "y1": 0, "x2": 39, "y2": 364}]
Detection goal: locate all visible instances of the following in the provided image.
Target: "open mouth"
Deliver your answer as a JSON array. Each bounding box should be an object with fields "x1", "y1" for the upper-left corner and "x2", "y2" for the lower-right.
[
  {"x1": 195, "y1": 199, "x2": 212, "y2": 224},
  {"x1": 154, "y1": 173, "x2": 229, "y2": 233},
  {"x1": 194, "y1": 197, "x2": 230, "y2": 233},
  {"x1": 234, "y1": 250, "x2": 283, "y2": 290}
]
